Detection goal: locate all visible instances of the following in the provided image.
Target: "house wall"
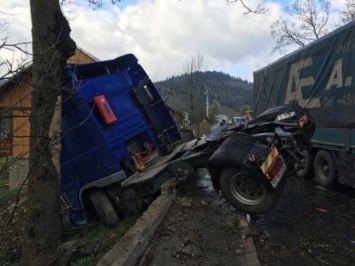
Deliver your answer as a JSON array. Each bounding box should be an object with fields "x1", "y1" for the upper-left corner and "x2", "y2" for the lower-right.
[
  {"x1": 0, "y1": 76, "x2": 31, "y2": 190},
  {"x1": 1, "y1": 49, "x2": 96, "y2": 158},
  {"x1": 68, "y1": 48, "x2": 97, "y2": 65},
  {"x1": 0, "y1": 75, "x2": 31, "y2": 158},
  {"x1": 0, "y1": 48, "x2": 97, "y2": 190}
]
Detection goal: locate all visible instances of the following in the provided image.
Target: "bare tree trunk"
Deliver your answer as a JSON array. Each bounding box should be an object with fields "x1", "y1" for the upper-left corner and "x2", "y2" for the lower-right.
[{"x1": 22, "y1": 1, "x2": 75, "y2": 265}]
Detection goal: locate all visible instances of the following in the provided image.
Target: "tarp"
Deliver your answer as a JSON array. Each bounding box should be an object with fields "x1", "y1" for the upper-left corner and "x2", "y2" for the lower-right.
[{"x1": 253, "y1": 20, "x2": 355, "y2": 127}]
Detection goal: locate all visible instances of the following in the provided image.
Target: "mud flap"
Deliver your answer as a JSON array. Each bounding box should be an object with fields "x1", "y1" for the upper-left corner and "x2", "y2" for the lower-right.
[{"x1": 207, "y1": 132, "x2": 274, "y2": 192}]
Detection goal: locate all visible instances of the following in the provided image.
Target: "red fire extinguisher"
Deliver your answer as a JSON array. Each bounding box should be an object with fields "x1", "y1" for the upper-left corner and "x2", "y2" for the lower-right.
[{"x1": 93, "y1": 95, "x2": 117, "y2": 125}]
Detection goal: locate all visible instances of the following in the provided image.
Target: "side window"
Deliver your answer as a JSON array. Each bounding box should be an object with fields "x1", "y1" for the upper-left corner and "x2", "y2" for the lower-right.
[
  {"x1": 143, "y1": 85, "x2": 155, "y2": 102},
  {"x1": 0, "y1": 109, "x2": 12, "y2": 155}
]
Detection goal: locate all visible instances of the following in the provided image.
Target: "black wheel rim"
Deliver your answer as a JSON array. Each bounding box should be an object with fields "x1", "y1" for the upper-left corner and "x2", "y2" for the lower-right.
[{"x1": 229, "y1": 172, "x2": 266, "y2": 205}]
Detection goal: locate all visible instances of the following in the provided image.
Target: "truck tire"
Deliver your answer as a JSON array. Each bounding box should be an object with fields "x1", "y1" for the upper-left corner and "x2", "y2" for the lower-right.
[
  {"x1": 314, "y1": 150, "x2": 336, "y2": 188},
  {"x1": 296, "y1": 149, "x2": 315, "y2": 179},
  {"x1": 90, "y1": 190, "x2": 120, "y2": 227},
  {"x1": 219, "y1": 167, "x2": 287, "y2": 215}
]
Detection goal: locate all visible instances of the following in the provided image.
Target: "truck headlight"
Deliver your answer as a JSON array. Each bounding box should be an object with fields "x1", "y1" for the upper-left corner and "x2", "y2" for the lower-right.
[{"x1": 276, "y1": 111, "x2": 296, "y2": 121}]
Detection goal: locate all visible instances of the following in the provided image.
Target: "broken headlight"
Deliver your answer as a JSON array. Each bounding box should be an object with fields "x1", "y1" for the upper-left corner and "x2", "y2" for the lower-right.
[{"x1": 276, "y1": 111, "x2": 296, "y2": 121}]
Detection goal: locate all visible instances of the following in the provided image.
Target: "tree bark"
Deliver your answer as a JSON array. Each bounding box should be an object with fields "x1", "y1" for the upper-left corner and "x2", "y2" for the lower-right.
[{"x1": 22, "y1": 1, "x2": 75, "y2": 265}]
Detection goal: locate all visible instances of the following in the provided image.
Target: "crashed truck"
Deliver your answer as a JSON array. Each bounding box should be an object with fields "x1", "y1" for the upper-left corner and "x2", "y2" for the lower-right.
[
  {"x1": 253, "y1": 20, "x2": 355, "y2": 189},
  {"x1": 62, "y1": 54, "x2": 181, "y2": 226},
  {"x1": 62, "y1": 54, "x2": 210, "y2": 227},
  {"x1": 62, "y1": 50, "x2": 317, "y2": 227}
]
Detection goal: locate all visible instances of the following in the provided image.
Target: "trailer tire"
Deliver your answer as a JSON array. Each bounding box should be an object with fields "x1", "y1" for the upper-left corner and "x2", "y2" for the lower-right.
[
  {"x1": 296, "y1": 149, "x2": 315, "y2": 179},
  {"x1": 314, "y1": 150, "x2": 336, "y2": 188},
  {"x1": 219, "y1": 167, "x2": 287, "y2": 215},
  {"x1": 90, "y1": 190, "x2": 120, "y2": 227}
]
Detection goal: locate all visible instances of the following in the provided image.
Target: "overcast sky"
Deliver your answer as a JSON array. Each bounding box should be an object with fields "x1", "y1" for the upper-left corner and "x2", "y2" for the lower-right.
[{"x1": 0, "y1": 0, "x2": 343, "y2": 82}]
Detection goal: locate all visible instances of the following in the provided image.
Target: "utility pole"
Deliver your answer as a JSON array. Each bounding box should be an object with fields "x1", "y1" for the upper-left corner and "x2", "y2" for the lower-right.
[{"x1": 205, "y1": 89, "x2": 209, "y2": 120}]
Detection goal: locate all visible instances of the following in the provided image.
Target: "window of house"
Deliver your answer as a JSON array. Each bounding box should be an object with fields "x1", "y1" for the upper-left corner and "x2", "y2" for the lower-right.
[
  {"x1": 0, "y1": 109, "x2": 12, "y2": 138},
  {"x1": 0, "y1": 109, "x2": 12, "y2": 156}
]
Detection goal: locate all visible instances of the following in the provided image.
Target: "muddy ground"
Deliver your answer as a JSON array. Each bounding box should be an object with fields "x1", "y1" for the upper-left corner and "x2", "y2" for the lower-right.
[
  {"x1": 141, "y1": 170, "x2": 355, "y2": 266},
  {"x1": 1, "y1": 169, "x2": 355, "y2": 265},
  {"x1": 250, "y1": 176, "x2": 355, "y2": 266},
  {"x1": 142, "y1": 168, "x2": 254, "y2": 265}
]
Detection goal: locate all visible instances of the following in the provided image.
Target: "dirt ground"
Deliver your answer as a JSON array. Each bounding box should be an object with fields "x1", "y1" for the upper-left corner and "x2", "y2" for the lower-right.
[
  {"x1": 250, "y1": 176, "x2": 355, "y2": 265},
  {"x1": 0, "y1": 192, "x2": 26, "y2": 263},
  {"x1": 1, "y1": 169, "x2": 355, "y2": 265},
  {"x1": 141, "y1": 170, "x2": 355, "y2": 266},
  {"x1": 141, "y1": 169, "x2": 254, "y2": 266}
]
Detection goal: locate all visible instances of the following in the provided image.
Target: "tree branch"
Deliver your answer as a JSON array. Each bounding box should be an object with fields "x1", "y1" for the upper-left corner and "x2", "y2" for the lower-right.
[{"x1": 227, "y1": 0, "x2": 268, "y2": 14}]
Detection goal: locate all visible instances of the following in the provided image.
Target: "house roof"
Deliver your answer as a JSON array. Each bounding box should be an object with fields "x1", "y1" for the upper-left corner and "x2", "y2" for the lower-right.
[
  {"x1": 74, "y1": 46, "x2": 99, "y2": 62},
  {"x1": 0, "y1": 46, "x2": 99, "y2": 91},
  {"x1": 0, "y1": 65, "x2": 32, "y2": 91}
]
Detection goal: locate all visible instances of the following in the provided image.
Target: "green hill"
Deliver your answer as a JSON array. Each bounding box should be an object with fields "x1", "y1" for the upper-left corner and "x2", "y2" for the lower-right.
[{"x1": 155, "y1": 71, "x2": 253, "y2": 120}]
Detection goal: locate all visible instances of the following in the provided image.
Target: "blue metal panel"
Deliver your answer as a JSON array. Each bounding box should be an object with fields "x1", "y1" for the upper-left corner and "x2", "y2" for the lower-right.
[
  {"x1": 60, "y1": 54, "x2": 181, "y2": 215},
  {"x1": 312, "y1": 127, "x2": 355, "y2": 153}
]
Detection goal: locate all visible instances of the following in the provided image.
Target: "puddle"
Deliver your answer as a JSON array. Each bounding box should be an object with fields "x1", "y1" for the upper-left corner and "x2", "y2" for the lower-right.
[{"x1": 193, "y1": 168, "x2": 241, "y2": 216}]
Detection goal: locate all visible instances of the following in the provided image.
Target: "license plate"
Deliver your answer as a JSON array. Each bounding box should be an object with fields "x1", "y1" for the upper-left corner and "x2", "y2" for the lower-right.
[
  {"x1": 261, "y1": 147, "x2": 287, "y2": 188},
  {"x1": 270, "y1": 157, "x2": 286, "y2": 188}
]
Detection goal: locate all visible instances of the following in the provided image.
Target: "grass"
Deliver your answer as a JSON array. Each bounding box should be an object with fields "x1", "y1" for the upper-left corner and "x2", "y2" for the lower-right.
[
  {"x1": 0, "y1": 176, "x2": 10, "y2": 199},
  {"x1": 0, "y1": 262, "x2": 20, "y2": 266},
  {"x1": 0, "y1": 157, "x2": 9, "y2": 179},
  {"x1": 65, "y1": 212, "x2": 142, "y2": 265},
  {"x1": 168, "y1": 140, "x2": 184, "y2": 153},
  {"x1": 76, "y1": 213, "x2": 141, "y2": 246},
  {"x1": 0, "y1": 155, "x2": 142, "y2": 265},
  {"x1": 0, "y1": 173, "x2": 26, "y2": 200},
  {"x1": 72, "y1": 257, "x2": 96, "y2": 266},
  {"x1": 0, "y1": 157, "x2": 10, "y2": 199},
  {"x1": 0, "y1": 186, "x2": 141, "y2": 266}
]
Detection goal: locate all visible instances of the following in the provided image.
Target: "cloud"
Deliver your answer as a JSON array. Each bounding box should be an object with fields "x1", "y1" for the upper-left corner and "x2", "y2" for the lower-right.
[
  {"x1": 66, "y1": 0, "x2": 286, "y2": 81},
  {"x1": 0, "y1": 0, "x2": 343, "y2": 82},
  {"x1": 0, "y1": 3, "x2": 32, "y2": 77}
]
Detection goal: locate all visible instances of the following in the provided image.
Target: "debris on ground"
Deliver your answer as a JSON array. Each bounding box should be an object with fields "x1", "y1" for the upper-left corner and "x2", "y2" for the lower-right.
[
  {"x1": 142, "y1": 169, "x2": 257, "y2": 265},
  {"x1": 250, "y1": 176, "x2": 355, "y2": 265}
]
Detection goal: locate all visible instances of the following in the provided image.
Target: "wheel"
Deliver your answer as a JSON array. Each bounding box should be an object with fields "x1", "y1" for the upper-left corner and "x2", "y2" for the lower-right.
[
  {"x1": 296, "y1": 149, "x2": 315, "y2": 179},
  {"x1": 314, "y1": 150, "x2": 336, "y2": 188},
  {"x1": 219, "y1": 167, "x2": 287, "y2": 214},
  {"x1": 90, "y1": 190, "x2": 120, "y2": 227}
]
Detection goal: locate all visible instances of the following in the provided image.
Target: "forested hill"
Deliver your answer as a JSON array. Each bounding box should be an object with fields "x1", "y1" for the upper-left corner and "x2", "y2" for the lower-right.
[{"x1": 155, "y1": 71, "x2": 253, "y2": 114}]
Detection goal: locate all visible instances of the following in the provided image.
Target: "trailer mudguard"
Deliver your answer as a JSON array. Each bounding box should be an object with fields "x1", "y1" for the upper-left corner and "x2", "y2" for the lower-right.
[{"x1": 207, "y1": 132, "x2": 275, "y2": 192}]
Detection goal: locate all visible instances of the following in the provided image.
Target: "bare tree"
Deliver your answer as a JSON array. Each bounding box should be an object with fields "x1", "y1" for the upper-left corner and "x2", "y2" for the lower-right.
[
  {"x1": 181, "y1": 52, "x2": 206, "y2": 125},
  {"x1": 271, "y1": 0, "x2": 330, "y2": 54},
  {"x1": 0, "y1": 19, "x2": 31, "y2": 81},
  {"x1": 339, "y1": 0, "x2": 355, "y2": 23}
]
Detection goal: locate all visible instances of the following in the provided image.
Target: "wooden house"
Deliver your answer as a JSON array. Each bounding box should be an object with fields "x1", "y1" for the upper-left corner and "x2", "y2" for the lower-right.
[
  {"x1": 0, "y1": 48, "x2": 97, "y2": 189},
  {"x1": 0, "y1": 47, "x2": 98, "y2": 159}
]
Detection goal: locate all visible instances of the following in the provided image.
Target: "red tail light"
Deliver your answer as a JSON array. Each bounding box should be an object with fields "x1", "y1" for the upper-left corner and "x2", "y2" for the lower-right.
[{"x1": 268, "y1": 157, "x2": 284, "y2": 179}]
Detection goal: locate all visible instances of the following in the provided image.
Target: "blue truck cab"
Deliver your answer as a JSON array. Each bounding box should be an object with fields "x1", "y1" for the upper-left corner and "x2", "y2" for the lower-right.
[{"x1": 61, "y1": 54, "x2": 181, "y2": 226}]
